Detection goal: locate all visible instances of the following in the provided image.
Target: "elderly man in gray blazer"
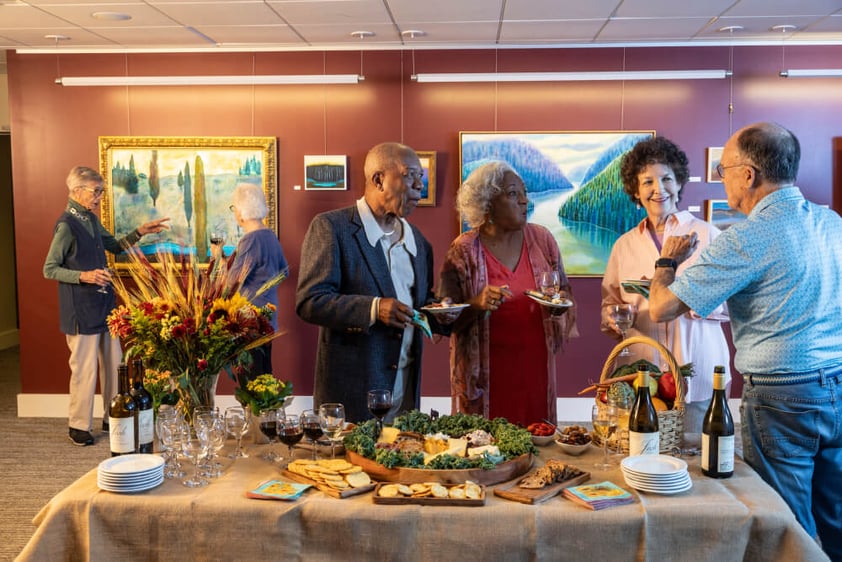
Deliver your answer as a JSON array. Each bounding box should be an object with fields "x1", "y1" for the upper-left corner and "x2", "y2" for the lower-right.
[{"x1": 296, "y1": 142, "x2": 453, "y2": 423}]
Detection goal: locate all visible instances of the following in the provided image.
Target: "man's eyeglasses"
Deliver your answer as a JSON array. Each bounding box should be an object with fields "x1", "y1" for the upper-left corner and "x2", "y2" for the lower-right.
[
  {"x1": 229, "y1": 204, "x2": 236, "y2": 212},
  {"x1": 716, "y1": 162, "x2": 756, "y2": 179}
]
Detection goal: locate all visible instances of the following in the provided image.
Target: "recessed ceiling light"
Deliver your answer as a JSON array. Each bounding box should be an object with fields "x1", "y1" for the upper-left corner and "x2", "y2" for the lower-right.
[
  {"x1": 350, "y1": 31, "x2": 374, "y2": 39},
  {"x1": 92, "y1": 11, "x2": 132, "y2": 21},
  {"x1": 402, "y1": 30, "x2": 426, "y2": 39},
  {"x1": 718, "y1": 25, "x2": 744, "y2": 33},
  {"x1": 771, "y1": 24, "x2": 797, "y2": 33}
]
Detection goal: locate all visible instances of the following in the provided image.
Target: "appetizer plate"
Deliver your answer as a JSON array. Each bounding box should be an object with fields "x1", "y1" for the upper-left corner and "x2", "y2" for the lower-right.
[
  {"x1": 420, "y1": 303, "x2": 470, "y2": 314},
  {"x1": 524, "y1": 290, "x2": 573, "y2": 309}
]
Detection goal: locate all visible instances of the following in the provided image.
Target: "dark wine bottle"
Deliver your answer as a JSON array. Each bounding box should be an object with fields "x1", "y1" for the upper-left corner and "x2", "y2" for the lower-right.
[
  {"x1": 701, "y1": 366, "x2": 734, "y2": 478},
  {"x1": 130, "y1": 358, "x2": 154, "y2": 454},
  {"x1": 628, "y1": 364, "x2": 659, "y2": 456},
  {"x1": 109, "y1": 364, "x2": 137, "y2": 457}
]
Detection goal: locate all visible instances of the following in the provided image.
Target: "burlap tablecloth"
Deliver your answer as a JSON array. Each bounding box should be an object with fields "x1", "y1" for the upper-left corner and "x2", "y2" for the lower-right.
[{"x1": 17, "y1": 446, "x2": 829, "y2": 562}]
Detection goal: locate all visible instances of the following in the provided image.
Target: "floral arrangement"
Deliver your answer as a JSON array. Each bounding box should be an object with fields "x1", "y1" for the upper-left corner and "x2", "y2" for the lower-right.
[
  {"x1": 107, "y1": 247, "x2": 288, "y2": 421},
  {"x1": 142, "y1": 367, "x2": 179, "y2": 415},
  {"x1": 235, "y1": 373, "x2": 294, "y2": 416}
]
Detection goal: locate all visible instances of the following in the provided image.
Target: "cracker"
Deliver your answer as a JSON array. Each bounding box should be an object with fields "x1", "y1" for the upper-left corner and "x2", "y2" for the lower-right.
[
  {"x1": 345, "y1": 471, "x2": 372, "y2": 488},
  {"x1": 449, "y1": 486, "x2": 466, "y2": 499},
  {"x1": 430, "y1": 484, "x2": 448, "y2": 498},
  {"x1": 379, "y1": 484, "x2": 400, "y2": 497},
  {"x1": 397, "y1": 484, "x2": 413, "y2": 496}
]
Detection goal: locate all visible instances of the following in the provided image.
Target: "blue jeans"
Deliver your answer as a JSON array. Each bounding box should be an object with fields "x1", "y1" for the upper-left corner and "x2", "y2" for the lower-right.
[{"x1": 741, "y1": 366, "x2": 842, "y2": 561}]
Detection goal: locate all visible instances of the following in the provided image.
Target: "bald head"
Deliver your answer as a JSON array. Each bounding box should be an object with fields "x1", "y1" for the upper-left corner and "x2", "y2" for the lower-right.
[
  {"x1": 733, "y1": 122, "x2": 800, "y2": 186},
  {"x1": 364, "y1": 143, "x2": 418, "y2": 190},
  {"x1": 362, "y1": 142, "x2": 423, "y2": 221}
]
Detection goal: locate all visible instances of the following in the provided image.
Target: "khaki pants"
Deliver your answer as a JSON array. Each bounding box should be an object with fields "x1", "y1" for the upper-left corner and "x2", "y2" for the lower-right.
[{"x1": 66, "y1": 332, "x2": 122, "y2": 431}]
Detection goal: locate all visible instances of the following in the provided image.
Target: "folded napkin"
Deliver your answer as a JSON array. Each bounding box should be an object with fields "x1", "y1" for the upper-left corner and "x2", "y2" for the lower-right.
[
  {"x1": 411, "y1": 310, "x2": 432, "y2": 338},
  {"x1": 247, "y1": 480, "x2": 311, "y2": 501}
]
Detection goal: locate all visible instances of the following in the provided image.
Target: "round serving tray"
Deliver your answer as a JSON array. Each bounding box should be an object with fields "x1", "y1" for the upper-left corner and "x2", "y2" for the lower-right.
[{"x1": 346, "y1": 450, "x2": 533, "y2": 486}]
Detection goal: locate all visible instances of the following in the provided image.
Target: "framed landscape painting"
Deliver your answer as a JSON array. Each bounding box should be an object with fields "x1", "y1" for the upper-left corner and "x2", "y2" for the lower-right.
[
  {"x1": 706, "y1": 147, "x2": 724, "y2": 183},
  {"x1": 98, "y1": 136, "x2": 277, "y2": 271},
  {"x1": 460, "y1": 131, "x2": 654, "y2": 276},
  {"x1": 304, "y1": 155, "x2": 347, "y2": 190},
  {"x1": 416, "y1": 151, "x2": 436, "y2": 206}
]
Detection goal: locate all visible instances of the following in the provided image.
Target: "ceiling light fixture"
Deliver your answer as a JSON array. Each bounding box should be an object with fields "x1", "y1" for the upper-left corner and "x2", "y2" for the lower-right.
[
  {"x1": 779, "y1": 68, "x2": 842, "y2": 78},
  {"x1": 55, "y1": 74, "x2": 364, "y2": 86},
  {"x1": 411, "y1": 69, "x2": 731, "y2": 83}
]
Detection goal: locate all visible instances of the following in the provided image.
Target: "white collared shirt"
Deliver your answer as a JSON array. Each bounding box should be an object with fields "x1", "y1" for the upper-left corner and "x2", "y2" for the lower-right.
[{"x1": 356, "y1": 197, "x2": 417, "y2": 418}]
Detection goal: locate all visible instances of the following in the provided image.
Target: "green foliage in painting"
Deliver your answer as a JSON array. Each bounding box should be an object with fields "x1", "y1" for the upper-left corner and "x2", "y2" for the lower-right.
[
  {"x1": 148, "y1": 150, "x2": 160, "y2": 208},
  {"x1": 193, "y1": 156, "x2": 207, "y2": 262},
  {"x1": 181, "y1": 163, "x2": 192, "y2": 228}
]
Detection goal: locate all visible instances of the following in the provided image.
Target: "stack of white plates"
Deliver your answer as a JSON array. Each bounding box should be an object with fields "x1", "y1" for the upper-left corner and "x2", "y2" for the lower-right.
[
  {"x1": 97, "y1": 454, "x2": 165, "y2": 493},
  {"x1": 621, "y1": 454, "x2": 692, "y2": 495}
]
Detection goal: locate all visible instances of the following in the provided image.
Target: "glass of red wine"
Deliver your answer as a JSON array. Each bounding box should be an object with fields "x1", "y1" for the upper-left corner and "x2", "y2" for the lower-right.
[
  {"x1": 367, "y1": 389, "x2": 392, "y2": 437},
  {"x1": 277, "y1": 415, "x2": 304, "y2": 465},
  {"x1": 300, "y1": 409, "x2": 323, "y2": 461},
  {"x1": 258, "y1": 408, "x2": 280, "y2": 462}
]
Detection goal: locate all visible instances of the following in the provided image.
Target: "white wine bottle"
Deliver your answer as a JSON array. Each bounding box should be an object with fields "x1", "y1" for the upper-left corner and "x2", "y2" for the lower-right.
[
  {"x1": 130, "y1": 358, "x2": 154, "y2": 454},
  {"x1": 628, "y1": 364, "x2": 659, "y2": 456},
  {"x1": 109, "y1": 363, "x2": 137, "y2": 457},
  {"x1": 701, "y1": 365, "x2": 734, "y2": 478}
]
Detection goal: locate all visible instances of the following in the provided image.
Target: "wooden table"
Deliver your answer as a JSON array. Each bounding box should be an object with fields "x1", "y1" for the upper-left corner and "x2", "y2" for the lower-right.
[{"x1": 17, "y1": 444, "x2": 829, "y2": 562}]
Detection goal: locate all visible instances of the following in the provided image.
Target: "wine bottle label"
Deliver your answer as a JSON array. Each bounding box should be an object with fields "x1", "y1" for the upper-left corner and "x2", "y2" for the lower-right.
[
  {"x1": 109, "y1": 416, "x2": 136, "y2": 454},
  {"x1": 137, "y1": 409, "x2": 154, "y2": 446},
  {"x1": 701, "y1": 434, "x2": 735, "y2": 472},
  {"x1": 628, "y1": 431, "x2": 659, "y2": 456}
]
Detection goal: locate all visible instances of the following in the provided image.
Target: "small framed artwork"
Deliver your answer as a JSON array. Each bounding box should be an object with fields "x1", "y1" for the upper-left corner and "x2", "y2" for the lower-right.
[
  {"x1": 705, "y1": 199, "x2": 747, "y2": 230},
  {"x1": 304, "y1": 155, "x2": 347, "y2": 190},
  {"x1": 706, "y1": 147, "x2": 724, "y2": 183},
  {"x1": 416, "y1": 151, "x2": 436, "y2": 206}
]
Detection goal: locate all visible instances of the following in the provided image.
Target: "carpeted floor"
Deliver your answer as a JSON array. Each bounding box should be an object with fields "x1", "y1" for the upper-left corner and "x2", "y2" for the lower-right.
[{"x1": 0, "y1": 346, "x2": 108, "y2": 562}]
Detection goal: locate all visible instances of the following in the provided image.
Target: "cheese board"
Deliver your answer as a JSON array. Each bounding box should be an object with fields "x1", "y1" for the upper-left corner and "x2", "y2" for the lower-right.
[
  {"x1": 494, "y1": 468, "x2": 590, "y2": 505},
  {"x1": 346, "y1": 450, "x2": 533, "y2": 486}
]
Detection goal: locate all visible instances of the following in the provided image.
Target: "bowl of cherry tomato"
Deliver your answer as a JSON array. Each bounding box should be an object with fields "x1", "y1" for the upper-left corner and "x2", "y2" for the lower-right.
[{"x1": 527, "y1": 422, "x2": 557, "y2": 446}]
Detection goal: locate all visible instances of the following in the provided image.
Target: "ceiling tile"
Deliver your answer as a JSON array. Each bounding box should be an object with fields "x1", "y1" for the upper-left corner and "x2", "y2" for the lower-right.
[
  {"x1": 598, "y1": 18, "x2": 712, "y2": 40},
  {"x1": 499, "y1": 20, "x2": 606, "y2": 43},
  {"x1": 195, "y1": 24, "x2": 302, "y2": 44},
  {"x1": 267, "y1": 0, "x2": 390, "y2": 25},
  {"x1": 387, "y1": 0, "x2": 502, "y2": 23},
  {"x1": 152, "y1": 1, "x2": 284, "y2": 26},
  {"x1": 503, "y1": 0, "x2": 619, "y2": 21},
  {"x1": 616, "y1": 0, "x2": 733, "y2": 18},
  {"x1": 39, "y1": 4, "x2": 180, "y2": 27}
]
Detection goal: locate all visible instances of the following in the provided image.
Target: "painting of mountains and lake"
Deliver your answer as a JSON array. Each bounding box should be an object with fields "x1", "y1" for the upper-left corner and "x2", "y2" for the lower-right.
[
  {"x1": 99, "y1": 136, "x2": 277, "y2": 271},
  {"x1": 460, "y1": 131, "x2": 654, "y2": 276}
]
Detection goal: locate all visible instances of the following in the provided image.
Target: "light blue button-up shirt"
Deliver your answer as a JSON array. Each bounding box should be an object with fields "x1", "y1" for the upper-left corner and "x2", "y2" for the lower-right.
[{"x1": 670, "y1": 187, "x2": 842, "y2": 374}]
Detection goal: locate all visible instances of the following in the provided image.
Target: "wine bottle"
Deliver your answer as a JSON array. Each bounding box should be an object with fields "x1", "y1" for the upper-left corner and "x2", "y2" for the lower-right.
[
  {"x1": 701, "y1": 366, "x2": 734, "y2": 478},
  {"x1": 628, "y1": 365, "x2": 659, "y2": 456},
  {"x1": 109, "y1": 364, "x2": 137, "y2": 457},
  {"x1": 130, "y1": 358, "x2": 154, "y2": 454}
]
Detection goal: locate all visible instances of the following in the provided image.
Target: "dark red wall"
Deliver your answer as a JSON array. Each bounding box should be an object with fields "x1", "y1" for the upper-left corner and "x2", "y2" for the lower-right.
[{"x1": 9, "y1": 45, "x2": 842, "y2": 400}]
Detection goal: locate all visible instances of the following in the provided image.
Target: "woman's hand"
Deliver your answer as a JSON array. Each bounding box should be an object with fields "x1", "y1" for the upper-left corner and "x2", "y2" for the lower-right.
[{"x1": 473, "y1": 284, "x2": 514, "y2": 312}]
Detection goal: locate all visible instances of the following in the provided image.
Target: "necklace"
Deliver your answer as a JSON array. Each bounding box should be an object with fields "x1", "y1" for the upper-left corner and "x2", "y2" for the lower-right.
[{"x1": 67, "y1": 206, "x2": 89, "y2": 222}]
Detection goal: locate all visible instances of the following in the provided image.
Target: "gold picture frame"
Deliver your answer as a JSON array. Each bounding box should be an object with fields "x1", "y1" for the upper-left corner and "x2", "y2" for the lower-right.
[
  {"x1": 417, "y1": 151, "x2": 436, "y2": 207},
  {"x1": 98, "y1": 136, "x2": 277, "y2": 271}
]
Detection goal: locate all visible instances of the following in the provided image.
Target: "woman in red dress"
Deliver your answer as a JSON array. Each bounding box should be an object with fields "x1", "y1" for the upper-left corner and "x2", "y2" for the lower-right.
[{"x1": 438, "y1": 161, "x2": 578, "y2": 426}]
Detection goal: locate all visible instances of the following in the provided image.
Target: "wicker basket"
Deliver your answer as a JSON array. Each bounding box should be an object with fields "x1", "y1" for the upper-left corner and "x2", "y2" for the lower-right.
[{"x1": 592, "y1": 335, "x2": 685, "y2": 454}]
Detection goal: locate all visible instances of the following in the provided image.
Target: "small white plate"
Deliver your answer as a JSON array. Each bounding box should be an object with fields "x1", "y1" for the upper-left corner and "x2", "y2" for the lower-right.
[
  {"x1": 524, "y1": 291, "x2": 573, "y2": 309},
  {"x1": 621, "y1": 454, "x2": 688, "y2": 476},
  {"x1": 420, "y1": 303, "x2": 470, "y2": 314},
  {"x1": 98, "y1": 454, "x2": 165, "y2": 475}
]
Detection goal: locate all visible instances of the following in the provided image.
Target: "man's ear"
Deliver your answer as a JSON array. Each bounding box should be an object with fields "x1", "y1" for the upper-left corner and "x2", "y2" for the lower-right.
[{"x1": 372, "y1": 171, "x2": 384, "y2": 191}]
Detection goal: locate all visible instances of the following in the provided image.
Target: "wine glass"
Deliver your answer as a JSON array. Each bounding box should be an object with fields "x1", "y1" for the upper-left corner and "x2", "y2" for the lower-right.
[
  {"x1": 592, "y1": 404, "x2": 618, "y2": 470},
  {"x1": 538, "y1": 271, "x2": 560, "y2": 299},
  {"x1": 181, "y1": 428, "x2": 209, "y2": 488},
  {"x1": 300, "y1": 409, "x2": 323, "y2": 461},
  {"x1": 318, "y1": 403, "x2": 345, "y2": 460},
  {"x1": 224, "y1": 406, "x2": 250, "y2": 459},
  {"x1": 277, "y1": 415, "x2": 304, "y2": 465},
  {"x1": 157, "y1": 412, "x2": 186, "y2": 479},
  {"x1": 258, "y1": 408, "x2": 281, "y2": 462},
  {"x1": 96, "y1": 267, "x2": 113, "y2": 294},
  {"x1": 609, "y1": 394, "x2": 633, "y2": 457},
  {"x1": 201, "y1": 415, "x2": 226, "y2": 478},
  {"x1": 608, "y1": 303, "x2": 637, "y2": 356},
  {"x1": 367, "y1": 389, "x2": 392, "y2": 438}
]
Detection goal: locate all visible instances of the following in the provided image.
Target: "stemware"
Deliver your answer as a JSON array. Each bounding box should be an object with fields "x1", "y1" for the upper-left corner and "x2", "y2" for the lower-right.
[
  {"x1": 258, "y1": 408, "x2": 281, "y2": 462},
  {"x1": 367, "y1": 389, "x2": 392, "y2": 438},
  {"x1": 538, "y1": 271, "x2": 560, "y2": 299},
  {"x1": 96, "y1": 267, "x2": 113, "y2": 294},
  {"x1": 300, "y1": 409, "x2": 323, "y2": 461},
  {"x1": 157, "y1": 412, "x2": 186, "y2": 479},
  {"x1": 318, "y1": 403, "x2": 346, "y2": 460},
  {"x1": 277, "y1": 415, "x2": 304, "y2": 465},
  {"x1": 609, "y1": 395, "x2": 633, "y2": 457},
  {"x1": 181, "y1": 428, "x2": 210, "y2": 488},
  {"x1": 608, "y1": 304, "x2": 637, "y2": 356},
  {"x1": 201, "y1": 415, "x2": 227, "y2": 478},
  {"x1": 224, "y1": 406, "x2": 251, "y2": 459},
  {"x1": 592, "y1": 404, "x2": 618, "y2": 470}
]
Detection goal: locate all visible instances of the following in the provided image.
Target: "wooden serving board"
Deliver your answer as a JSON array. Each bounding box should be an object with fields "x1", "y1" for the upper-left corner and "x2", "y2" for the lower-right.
[
  {"x1": 281, "y1": 470, "x2": 376, "y2": 499},
  {"x1": 372, "y1": 482, "x2": 486, "y2": 507},
  {"x1": 346, "y1": 451, "x2": 533, "y2": 486},
  {"x1": 494, "y1": 471, "x2": 591, "y2": 505}
]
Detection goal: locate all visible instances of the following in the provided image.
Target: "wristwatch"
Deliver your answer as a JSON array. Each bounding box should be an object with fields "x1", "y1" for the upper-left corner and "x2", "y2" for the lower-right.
[{"x1": 655, "y1": 257, "x2": 678, "y2": 271}]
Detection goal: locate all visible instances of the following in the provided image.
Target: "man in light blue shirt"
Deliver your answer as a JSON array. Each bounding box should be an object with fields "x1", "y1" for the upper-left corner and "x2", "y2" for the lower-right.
[{"x1": 649, "y1": 122, "x2": 842, "y2": 560}]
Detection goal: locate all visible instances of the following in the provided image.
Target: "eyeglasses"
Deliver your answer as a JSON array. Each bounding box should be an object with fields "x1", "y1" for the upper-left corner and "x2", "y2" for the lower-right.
[
  {"x1": 78, "y1": 185, "x2": 105, "y2": 196},
  {"x1": 229, "y1": 204, "x2": 236, "y2": 212},
  {"x1": 715, "y1": 162, "x2": 755, "y2": 179}
]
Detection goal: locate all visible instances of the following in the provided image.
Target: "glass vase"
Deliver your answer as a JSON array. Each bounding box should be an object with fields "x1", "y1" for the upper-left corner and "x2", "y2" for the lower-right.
[{"x1": 174, "y1": 371, "x2": 220, "y2": 427}]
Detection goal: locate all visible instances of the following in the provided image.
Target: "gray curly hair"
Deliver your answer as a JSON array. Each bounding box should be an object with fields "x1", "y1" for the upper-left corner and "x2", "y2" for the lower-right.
[
  {"x1": 457, "y1": 160, "x2": 520, "y2": 229},
  {"x1": 232, "y1": 183, "x2": 268, "y2": 221}
]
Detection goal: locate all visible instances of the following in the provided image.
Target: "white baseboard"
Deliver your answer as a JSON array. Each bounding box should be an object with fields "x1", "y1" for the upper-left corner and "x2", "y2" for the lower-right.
[
  {"x1": 0, "y1": 328, "x2": 19, "y2": 350},
  {"x1": 16, "y1": 394, "x2": 743, "y2": 424}
]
